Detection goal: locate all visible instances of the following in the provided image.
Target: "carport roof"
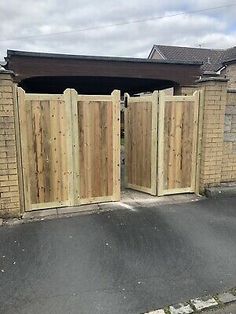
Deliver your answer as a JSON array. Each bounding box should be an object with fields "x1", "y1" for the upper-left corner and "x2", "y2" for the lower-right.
[
  {"x1": 6, "y1": 49, "x2": 202, "y2": 66},
  {"x1": 5, "y1": 50, "x2": 202, "y2": 94}
]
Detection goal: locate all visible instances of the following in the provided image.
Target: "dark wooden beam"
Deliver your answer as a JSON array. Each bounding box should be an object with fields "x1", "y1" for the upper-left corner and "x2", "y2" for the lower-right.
[{"x1": 6, "y1": 50, "x2": 202, "y2": 93}]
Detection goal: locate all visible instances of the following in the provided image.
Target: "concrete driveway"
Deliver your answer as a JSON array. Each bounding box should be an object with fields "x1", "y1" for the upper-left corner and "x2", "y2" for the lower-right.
[{"x1": 0, "y1": 196, "x2": 236, "y2": 314}]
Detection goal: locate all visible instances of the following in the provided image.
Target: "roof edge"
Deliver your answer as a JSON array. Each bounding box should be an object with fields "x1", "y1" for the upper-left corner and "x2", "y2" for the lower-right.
[
  {"x1": 222, "y1": 58, "x2": 236, "y2": 65},
  {"x1": 153, "y1": 44, "x2": 224, "y2": 52},
  {"x1": 6, "y1": 50, "x2": 202, "y2": 66}
]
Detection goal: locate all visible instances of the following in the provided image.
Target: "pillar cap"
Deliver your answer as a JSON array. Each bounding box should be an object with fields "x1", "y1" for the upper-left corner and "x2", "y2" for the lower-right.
[
  {"x1": 195, "y1": 76, "x2": 229, "y2": 84},
  {"x1": 227, "y1": 88, "x2": 236, "y2": 93},
  {"x1": 0, "y1": 65, "x2": 14, "y2": 75}
]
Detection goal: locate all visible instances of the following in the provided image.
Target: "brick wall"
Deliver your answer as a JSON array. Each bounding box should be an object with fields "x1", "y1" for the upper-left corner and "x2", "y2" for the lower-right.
[
  {"x1": 197, "y1": 78, "x2": 227, "y2": 192},
  {"x1": 0, "y1": 71, "x2": 21, "y2": 217},
  {"x1": 221, "y1": 90, "x2": 236, "y2": 182}
]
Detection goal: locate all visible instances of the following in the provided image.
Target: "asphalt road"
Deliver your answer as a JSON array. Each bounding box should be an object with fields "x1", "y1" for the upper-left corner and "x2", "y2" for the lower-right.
[{"x1": 0, "y1": 197, "x2": 236, "y2": 314}]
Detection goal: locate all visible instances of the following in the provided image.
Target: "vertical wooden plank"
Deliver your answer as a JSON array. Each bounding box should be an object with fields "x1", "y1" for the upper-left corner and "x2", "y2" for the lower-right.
[
  {"x1": 17, "y1": 88, "x2": 31, "y2": 211},
  {"x1": 151, "y1": 91, "x2": 158, "y2": 195},
  {"x1": 158, "y1": 91, "x2": 165, "y2": 196},
  {"x1": 63, "y1": 89, "x2": 74, "y2": 206},
  {"x1": 181, "y1": 101, "x2": 193, "y2": 188},
  {"x1": 168, "y1": 102, "x2": 176, "y2": 189},
  {"x1": 78, "y1": 100, "x2": 86, "y2": 199},
  {"x1": 174, "y1": 102, "x2": 183, "y2": 188},
  {"x1": 70, "y1": 89, "x2": 80, "y2": 205},
  {"x1": 26, "y1": 100, "x2": 38, "y2": 204},
  {"x1": 195, "y1": 90, "x2": 204, "y2": 195},
  {"x1": 124, "y1": 93, "x2": 129, "y2": 188},
  {"x1": 112, "y1": 90, "x2": 120, "y2": 201},
  {"x1": 86, "y1": 101, "x2": 92, "y2": 198},
  {"x1": 191, "y1": 91, "x2": 200, "y2": 191},
  {"x1": 41, "y1": 101, "x2": 51, "y2": 202},
  {"x1": 107, "y1": 100, "x2": 114, "y2": 196},
  {"x1": 54, "y1": 99, "x2": 63, "y2": 202},
  {"x1": 91, "y1": 101, "x2": 100, "y2": 197},
  {"x1": 14, "y1": 85, "x2": 25, "y2": 213},
  {"x1": 49, "y1": 100, "x2": 57, "y2": 203},
  {"x1": 57, "y1": 99, "x2": 68, "y2": 202}
]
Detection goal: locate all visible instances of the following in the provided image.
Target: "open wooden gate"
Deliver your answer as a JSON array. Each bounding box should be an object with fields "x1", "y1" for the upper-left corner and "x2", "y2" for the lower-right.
[
  {"x1": 17, "y1": 88, "x2": 120, "y2": 211},
  {"x1": 125, "y1": 90, "x2": 200, "y2": 196},
  {"x1": 124, "y1": 92, "x2": 158, "y2": 195}
]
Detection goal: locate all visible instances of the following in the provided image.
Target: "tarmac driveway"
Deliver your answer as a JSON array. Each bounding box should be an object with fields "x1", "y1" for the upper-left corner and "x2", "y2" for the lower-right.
[{"x1": 0, "y1": 197, "x2": 236, "y2": 314}]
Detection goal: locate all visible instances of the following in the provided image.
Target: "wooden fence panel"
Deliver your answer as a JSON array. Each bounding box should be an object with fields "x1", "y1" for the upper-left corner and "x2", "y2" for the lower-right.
[
  {"x1": 74, "y1": 91, "x2": 120, "y2": 204},
  {"x1": 158, "y1": 91, "x2": 199, "y2": 196},
  {"x1": 125, "y1": 92, "x2": 158, "y2": 195},
  {"x1": 17, "y1": 88, "x2": 120, "y2": 211},
  {"x1": 18, "y1": 89, "x2": 73, "y2": 211}
]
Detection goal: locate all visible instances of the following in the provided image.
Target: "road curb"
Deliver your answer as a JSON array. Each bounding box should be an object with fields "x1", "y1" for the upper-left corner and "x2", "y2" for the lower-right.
[
  {"x1": 143, "y1": 287, "x2": 236, "y2": 314},
  {"x1": 205, "y1": 185, "x2": 236, "y2": 198}
]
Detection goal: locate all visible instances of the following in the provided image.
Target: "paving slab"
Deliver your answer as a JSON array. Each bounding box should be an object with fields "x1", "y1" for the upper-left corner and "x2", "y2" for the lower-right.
[
  {"x1": 169, "y1": 303, "x2": 194, "y2": 314},
  {"x1": 201, "y1": 303, "x2": 236, "y2": 314},
  {"x1": 218, "y1": 292, "x2": 236, "y2": 304},
  {"x1": 145, "y1": 309, "x2": 165, "y2": 314},
  {"x1": 191, "y1": 297, "x2": 218, "y2": 310}
]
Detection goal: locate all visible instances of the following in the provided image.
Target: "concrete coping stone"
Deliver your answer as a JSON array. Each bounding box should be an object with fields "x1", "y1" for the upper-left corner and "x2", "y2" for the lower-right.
[
  {"x1": 195, "y1": 77, "x2": 229, "y2": 83},
  {"x1": 227, "y1": 88, "x2": 236, "y2": 93},
  {"x1": 0, "y1": 68, "x2": 14, "y2": 75}
]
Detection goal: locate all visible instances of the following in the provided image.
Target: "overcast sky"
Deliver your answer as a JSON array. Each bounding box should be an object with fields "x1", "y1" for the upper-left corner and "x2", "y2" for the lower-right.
[{"x1": 0, "y1": 0, "x2": 236, "y2": 60}]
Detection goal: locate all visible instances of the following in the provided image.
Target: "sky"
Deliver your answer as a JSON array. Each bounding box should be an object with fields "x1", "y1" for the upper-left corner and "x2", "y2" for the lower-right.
[{"x1": 0, "y1": 0, "x2": 236, "y2": 61}]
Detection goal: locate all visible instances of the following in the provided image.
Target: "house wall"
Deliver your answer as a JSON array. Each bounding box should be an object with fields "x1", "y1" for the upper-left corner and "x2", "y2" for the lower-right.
[
  {"x1": 0, "y1": 71, "x2": 21, "y2": 217},
  {"x1": 224, "y1": 64, "x2": 236, "y2": 89},
  {"x1": 150, "y1": 50, "x2": 165, "y2": 60},
  {"x1": 221, "y1": 90, "x2": 236, "y2": 182}
]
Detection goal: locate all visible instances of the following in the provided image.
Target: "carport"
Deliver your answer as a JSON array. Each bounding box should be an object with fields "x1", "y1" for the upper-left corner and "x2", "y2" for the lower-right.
[{"x1": 5, "y1": 50, "x2": 201, "y2": 94}]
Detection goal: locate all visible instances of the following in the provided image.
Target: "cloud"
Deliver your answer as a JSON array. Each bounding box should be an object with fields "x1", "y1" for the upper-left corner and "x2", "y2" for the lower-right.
[{"x1": 0, "y1": 0, "x2": 236, "y2": 60}]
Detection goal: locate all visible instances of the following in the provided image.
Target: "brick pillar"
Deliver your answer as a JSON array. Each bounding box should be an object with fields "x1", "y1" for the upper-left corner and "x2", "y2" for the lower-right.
[
  {"x1": 196, "y1": 77, "x2": 228, "y2": 193},
  {"x1": 0, "y1": 69, "x2": 21, "y2": 217}
]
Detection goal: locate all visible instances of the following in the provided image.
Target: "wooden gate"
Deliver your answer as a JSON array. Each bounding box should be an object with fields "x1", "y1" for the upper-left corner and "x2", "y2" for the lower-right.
[
  {"x1": 125, "y1": 90, "x2": 200, "y2": 196},
  {"x1": 124, "y1": 92, "x2": 158, "y2": 195},
  {"x1": 17, "y1": 88, "x2": 120, "y2": 211},
  {"x1": 158, "y1": 91, "x2": 200, "y2": 196}
]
